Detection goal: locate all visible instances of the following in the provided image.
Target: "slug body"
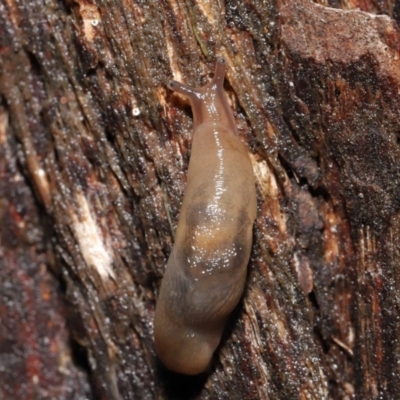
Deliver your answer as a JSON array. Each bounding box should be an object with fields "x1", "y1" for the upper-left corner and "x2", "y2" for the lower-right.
[{"x1": 154, "y1": 59, "x2": 256, "y2": 375}]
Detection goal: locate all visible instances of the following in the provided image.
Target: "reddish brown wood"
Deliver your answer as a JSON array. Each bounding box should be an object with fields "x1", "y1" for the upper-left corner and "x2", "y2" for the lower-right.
[{"x1": 1, "y1": 0, "x2": 399, "y2": 398}]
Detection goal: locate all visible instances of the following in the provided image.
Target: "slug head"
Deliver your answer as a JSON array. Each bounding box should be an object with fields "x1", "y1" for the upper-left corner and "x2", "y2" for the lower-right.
[{"x1": 168, "y1": 58, "x2": 237, "y2": 134}]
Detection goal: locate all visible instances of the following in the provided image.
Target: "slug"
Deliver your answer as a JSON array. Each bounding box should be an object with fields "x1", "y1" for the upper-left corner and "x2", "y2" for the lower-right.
[{"x1": 154, "y1": 58, "x2": 257, "y2": 375}]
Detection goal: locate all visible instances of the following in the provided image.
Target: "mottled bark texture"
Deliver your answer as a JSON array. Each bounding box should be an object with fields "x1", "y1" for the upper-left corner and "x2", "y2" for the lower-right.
[{"x1": 1, "y1": 0, "x2": 400, "y2": 398}]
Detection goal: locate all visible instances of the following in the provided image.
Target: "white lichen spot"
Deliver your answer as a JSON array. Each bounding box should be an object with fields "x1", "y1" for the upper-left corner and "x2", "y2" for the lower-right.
[
  {"x1": 275, "y1": 317, "x2": 288, "y2": 341},
  {"x1": 165, "y1": 18, "x2": 184, "y2": 86},
  {"x1": 35, "y1": 168, "x2": 45, "y2": 178},
  {"x1": 31, "y1": 161, "x2": 50, "y2": 208},
  {"x1": 293, "y1": 253, "x2": 313, "y2": 293},
  {"x1": 0, "y1": 109, "x2": 8, "y2": 145},
  {"x1": 196, "y1": 0, "x2": 218, "y2": 27},
  {"x1": 80, "y1": 5, "x2": 101, "y2": 42},
  {"x1": 348, "y1": 326, "x2": 354, "y2": 345},
  {"x1": 71, "y1": 192, "x2": 115, "y2": 279}
]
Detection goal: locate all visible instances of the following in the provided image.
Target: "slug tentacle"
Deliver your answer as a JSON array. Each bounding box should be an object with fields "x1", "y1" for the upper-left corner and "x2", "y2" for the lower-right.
[
  {"x1": 167, "y1": 80, "x2": 199, "y2": 100},
  {"x1": 210, "y1": 57, "x2": 226, "y2": 86},
  {"x1": 168, "y1": 58, "x2": 236, "y2": 134},
  {"x1": 168, "y1": 58, "x2": 225, "y2": 98},
  {"x1": 154, "y1": 58, "x2": 256, "y2": 375}
]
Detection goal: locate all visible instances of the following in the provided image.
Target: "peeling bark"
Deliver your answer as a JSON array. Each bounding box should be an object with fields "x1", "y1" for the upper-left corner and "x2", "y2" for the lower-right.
[{"x1": 1, "y1": 0, "x2": 400, "y2": 398}]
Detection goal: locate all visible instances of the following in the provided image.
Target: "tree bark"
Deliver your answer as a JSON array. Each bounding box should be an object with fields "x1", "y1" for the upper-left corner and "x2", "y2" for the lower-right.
[{"x1": 1, "y1": 0, "x2": 400, "y2": 398}]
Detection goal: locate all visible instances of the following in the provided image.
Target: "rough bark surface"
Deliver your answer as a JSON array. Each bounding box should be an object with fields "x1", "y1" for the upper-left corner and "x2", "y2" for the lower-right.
[{"x1": 1, "y1": 0, "x2": 400, "y2": 399}]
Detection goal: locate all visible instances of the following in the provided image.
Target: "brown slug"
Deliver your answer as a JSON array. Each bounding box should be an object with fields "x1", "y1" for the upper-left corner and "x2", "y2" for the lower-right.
[{"x1": 154, "y1": 58, "x2": 257, "y2": 375}]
